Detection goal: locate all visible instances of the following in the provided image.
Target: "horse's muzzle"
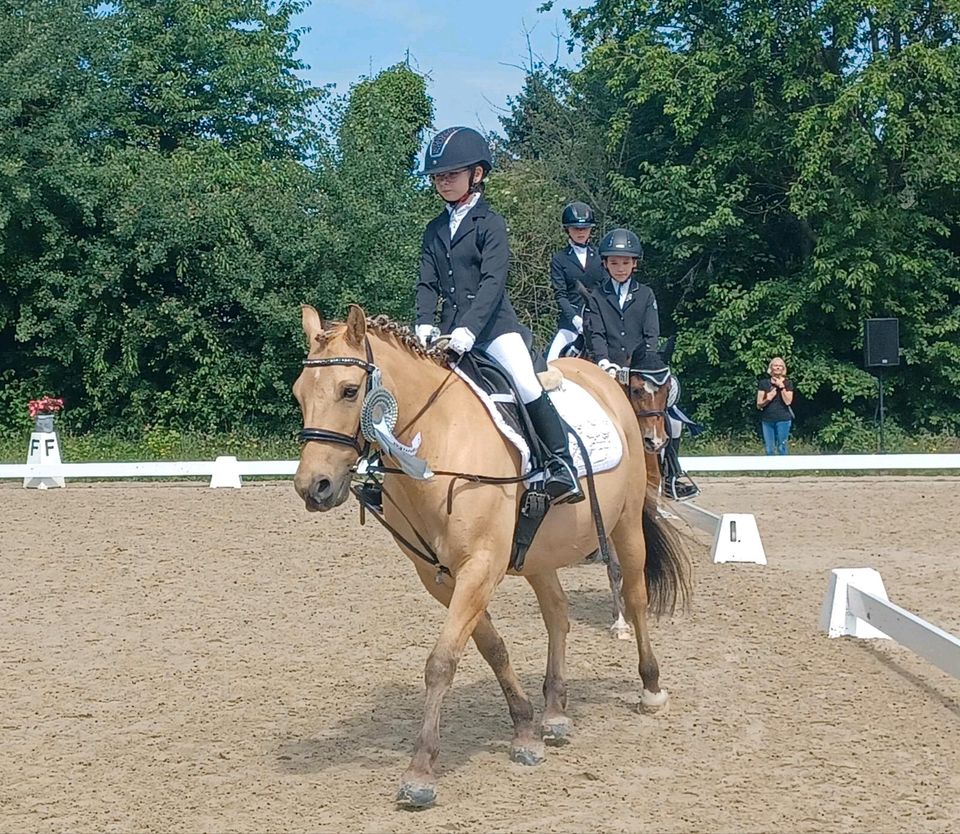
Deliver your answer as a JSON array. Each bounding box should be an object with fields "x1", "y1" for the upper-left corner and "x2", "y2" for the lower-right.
[
  {"x1": 643, "y1": 435, "x2": 668, "y2": 454},
  {"x1": 295, "y1": 473, "x2": 351, "y2": 512}
]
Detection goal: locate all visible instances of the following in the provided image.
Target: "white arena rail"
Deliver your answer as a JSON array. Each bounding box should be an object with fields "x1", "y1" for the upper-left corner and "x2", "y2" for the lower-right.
[
  {"x1": 680, "y1": 453, "x2": 960, "y2": 472},
  {"x1": 2, "y1": 453, "x2": 959, "y2": 488},
  {"x1": 821, "y1": 568, "x2": 960, "y2": 679}
]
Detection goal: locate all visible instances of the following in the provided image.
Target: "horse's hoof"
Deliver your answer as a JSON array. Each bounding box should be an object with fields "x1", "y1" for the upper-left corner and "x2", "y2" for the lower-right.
[
  {"x1": 510, "y1": 739, "x2": 545, "y2": 766},
  {"x1": 541, "y1": 716, "x2": 574, "y2": 746},
  {"x1": 638, "y1": 687, "x2": 670, "y2": 714},
  {"x1": 395, "y1": 781, "x2": 437, "y2": 809},
  {"x1": 610, "y1": 624, "x2": 633, "y2": 641}
]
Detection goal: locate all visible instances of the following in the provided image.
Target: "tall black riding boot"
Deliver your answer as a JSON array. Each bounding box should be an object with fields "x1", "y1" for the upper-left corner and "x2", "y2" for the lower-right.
[{"x1": 525, "y1": 393, "x2": 584, "y2": 505}]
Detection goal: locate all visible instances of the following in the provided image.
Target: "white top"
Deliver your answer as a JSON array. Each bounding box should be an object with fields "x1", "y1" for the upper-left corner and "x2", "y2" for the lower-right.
[
  {"x1": 572, "y1": 243, "x2": 588, "y2": 268},
  {"x1": 447, "y1": 192, "x2": 480, "y2": 237}
]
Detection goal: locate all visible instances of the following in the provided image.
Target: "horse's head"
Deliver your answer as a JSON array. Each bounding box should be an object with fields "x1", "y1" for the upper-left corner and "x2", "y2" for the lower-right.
[
  {"x1": 293, "y1": 304, "x2": 371, "y2": 512},
  {"x1": 624, "y1": 343, "x2": 672, "y2": 454}
]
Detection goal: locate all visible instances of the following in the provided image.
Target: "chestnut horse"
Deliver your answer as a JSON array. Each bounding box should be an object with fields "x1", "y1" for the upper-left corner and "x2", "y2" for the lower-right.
[
  {"x1": 293, "y1": 305, "x2": 691, "y2": 809},
  {"x1": 603, "y1": 351, "x2": 675, "y2": 639}
]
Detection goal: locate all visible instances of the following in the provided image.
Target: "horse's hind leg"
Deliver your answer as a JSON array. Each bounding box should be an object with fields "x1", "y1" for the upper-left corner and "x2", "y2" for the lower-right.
[
  {"x1": 526, "y1": 570, "x2": 574, "y2": 744},
  {"x1": 606, "y1": 543, "x2": 632, "y2": 640},
  {"x1": 610, "y1": 513, "x2": 668, "y2": 714}
]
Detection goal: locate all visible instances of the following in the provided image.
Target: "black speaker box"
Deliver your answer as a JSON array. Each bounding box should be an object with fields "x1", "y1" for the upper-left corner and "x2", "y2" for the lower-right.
[{"x1": 864, "y1": 318, "x2": 900, "y2": 367}]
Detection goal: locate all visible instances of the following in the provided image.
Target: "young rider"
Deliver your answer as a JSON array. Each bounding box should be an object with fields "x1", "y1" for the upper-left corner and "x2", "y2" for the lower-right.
[
  {"x1": 584, "y1": 228, "x2": 660, "y2": 376},
  {"x1": 546, "y1": 202, "x2": 604, "y2": 361},
  {"x1": 415, "y1": 126, "x2": 583, "y2": 504}
]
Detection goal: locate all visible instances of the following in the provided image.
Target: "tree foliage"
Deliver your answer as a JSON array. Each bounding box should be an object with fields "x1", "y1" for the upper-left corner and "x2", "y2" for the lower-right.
[
  {"x1": 513, "y1": 0, "x2": 960, "y2": 444},
  {"x1": 0, "y1": 2, "x2": 431, "y2": 435}
]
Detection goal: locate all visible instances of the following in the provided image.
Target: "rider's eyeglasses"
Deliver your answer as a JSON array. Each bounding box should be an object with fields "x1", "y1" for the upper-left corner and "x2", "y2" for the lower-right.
[{"x1": 430, "y1": 168, "x2": 469, "y2": 183}]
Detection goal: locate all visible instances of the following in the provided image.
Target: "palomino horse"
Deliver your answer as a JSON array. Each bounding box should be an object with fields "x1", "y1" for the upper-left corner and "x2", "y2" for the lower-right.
[
  {"x1": 293, "y1": 305, "x2": 691, "y2": 809},
  {"x1": 601, "y1": 348, "x2": 674, "y2": 639}
]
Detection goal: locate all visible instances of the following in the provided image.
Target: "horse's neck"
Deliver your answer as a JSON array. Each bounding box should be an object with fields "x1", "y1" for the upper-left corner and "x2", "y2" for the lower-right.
[{"x1": 371, "y1": 337, "x2": 512, "y2": 471}]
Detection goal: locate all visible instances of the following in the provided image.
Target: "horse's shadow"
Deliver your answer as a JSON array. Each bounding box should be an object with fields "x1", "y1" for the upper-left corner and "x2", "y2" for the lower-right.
[{"x1": 275, "y1": 668, "x2": 631, "y2": 778}]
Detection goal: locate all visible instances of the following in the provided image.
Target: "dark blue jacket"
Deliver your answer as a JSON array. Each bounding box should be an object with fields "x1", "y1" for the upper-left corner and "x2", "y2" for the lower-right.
[
  {"x1": 549, "y1": 244, "x2": 604, "y2": 330},
  {"x1": 415, "y1": 197, "x2": 521, "y2": 343},
  {"x1": 585, "y1": 275, "x2": 660, "y2": 366}
]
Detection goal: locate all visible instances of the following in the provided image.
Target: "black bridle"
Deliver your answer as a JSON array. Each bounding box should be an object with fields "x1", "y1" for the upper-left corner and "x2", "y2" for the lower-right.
[{"x1": 297, "y1": 340, "x2": 377, "y2": 454}]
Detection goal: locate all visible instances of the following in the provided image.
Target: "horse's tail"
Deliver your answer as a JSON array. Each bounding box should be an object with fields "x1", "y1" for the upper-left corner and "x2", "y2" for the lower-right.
[{"x1": 642, "y1": 489, "x2": 693, "y2": 618}]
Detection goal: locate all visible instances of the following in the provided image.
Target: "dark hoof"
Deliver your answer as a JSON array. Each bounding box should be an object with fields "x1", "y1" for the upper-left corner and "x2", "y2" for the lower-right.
[
  {"x1": 541, "y1": 717, "x2": 574, "y2": 746},
  {"x1": 510, "y1": 739, "x2": 545, "y2": 766},
  {"x1": 396, "y1": 781, "x2": 437, "y2": 809}
]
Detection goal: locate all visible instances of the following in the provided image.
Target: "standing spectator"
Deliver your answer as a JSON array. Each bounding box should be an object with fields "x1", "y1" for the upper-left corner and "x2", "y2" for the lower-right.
[
  {"x1": 585, "y1": 228, "x2": 659, "y2": 374},
  {"x1": 546, "y1": 202, "x2": 604, "y2": 361},
  {"x1": 756, "y1": 357, "x2": 795, "y2": 455}
]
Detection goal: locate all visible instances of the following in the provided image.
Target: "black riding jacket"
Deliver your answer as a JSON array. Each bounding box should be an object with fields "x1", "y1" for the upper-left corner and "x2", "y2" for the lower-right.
[
  {"x1": 415, "y1": 197, "x2": 522, "y2": 343},
  {"x1": 549, "y1": 244, "x2": 604, "y2": 331},
  {"x1": 585, "y1": 275, "x2": 660, "y2": 366}
]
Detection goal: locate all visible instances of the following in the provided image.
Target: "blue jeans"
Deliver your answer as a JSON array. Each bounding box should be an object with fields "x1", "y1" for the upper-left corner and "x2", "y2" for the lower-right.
[{"x1": 761, "y1": 420, "x2": 792, "y2": 455}]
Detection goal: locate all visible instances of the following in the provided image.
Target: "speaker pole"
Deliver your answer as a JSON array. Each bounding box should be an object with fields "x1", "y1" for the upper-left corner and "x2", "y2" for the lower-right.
[{"x1": 877, "y1": 367, "x2": 885, "y2": 454}]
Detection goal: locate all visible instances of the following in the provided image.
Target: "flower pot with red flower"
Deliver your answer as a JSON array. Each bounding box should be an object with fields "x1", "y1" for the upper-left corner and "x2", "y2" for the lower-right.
[{"x1": 28, "y1": 396, "x2": 64, "y2": 433}]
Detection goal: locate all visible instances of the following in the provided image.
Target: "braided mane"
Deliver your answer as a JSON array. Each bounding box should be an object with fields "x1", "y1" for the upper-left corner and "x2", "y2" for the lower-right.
[{"x1": 321, "y1": 314, "x2": 447, "y2": 365}]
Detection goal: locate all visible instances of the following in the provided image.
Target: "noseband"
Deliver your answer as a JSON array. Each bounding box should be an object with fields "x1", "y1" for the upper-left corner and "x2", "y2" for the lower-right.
[{"x1": 297, "y1": 341, "x2": 377, "y2": 454}]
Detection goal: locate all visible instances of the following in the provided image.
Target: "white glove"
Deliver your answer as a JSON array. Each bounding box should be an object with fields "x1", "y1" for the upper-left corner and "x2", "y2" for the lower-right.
[
  {"x1": 572, "y1": 315, "x2": 583, "y2": 334},
  {"x1": 415, "y1": 324, "x2": 440, "y2": 347},
  {"x1": 598, "y1": 358, "x2": 620, "y2": 378},
  {"x1": 448, "y1": 326, "x2": 476, "y2": 355}
]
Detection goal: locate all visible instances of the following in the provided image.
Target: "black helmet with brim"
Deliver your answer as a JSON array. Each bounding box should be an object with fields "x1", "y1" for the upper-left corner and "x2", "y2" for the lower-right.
[
  {"x1": 422, "y1": 126, "x2": 493, "y2": 176},
  {"x1": 562, "y1": 201, "x2": 595, "y2": 228},
  {"x1": 599, "y1": 228, "x2": 643, "y2": 259}
]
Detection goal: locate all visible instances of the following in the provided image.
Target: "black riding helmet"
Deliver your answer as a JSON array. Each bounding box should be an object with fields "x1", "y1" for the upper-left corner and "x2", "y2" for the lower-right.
[
  {"x1": 421, "y1": 126, "x2": 493, "y2": 176},
  {"x1": 599, "y1": 228, "x2": 643, "y2": 259},
  {"x1": 562, "y1": 201, "x2": 595, "y2": 228}
]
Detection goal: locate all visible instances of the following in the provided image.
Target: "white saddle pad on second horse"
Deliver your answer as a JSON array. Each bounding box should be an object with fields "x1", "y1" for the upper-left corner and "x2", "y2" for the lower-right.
[{"x1": 454, "y1": 369, "x2": 623, "y2": 482}]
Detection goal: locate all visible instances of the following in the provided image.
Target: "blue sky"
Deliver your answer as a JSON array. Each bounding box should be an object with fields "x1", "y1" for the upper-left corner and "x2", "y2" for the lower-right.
[{"x1": 291, "y1": 0, "x2": 586, "y2": 135}]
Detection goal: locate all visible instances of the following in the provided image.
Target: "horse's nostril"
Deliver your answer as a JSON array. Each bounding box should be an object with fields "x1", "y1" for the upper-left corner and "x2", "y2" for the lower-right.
[{"x1": 311, "y1": 478, "x2": 332, "y2": 502}]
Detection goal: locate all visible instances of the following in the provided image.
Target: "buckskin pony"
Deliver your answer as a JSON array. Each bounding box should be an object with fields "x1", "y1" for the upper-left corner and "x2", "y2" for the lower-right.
[{"x1": 292, "y1": 304, "x2": 691, "y2": 809}]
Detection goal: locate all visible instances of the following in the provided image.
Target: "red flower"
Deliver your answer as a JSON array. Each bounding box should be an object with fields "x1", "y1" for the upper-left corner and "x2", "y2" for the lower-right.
[{"x1": 28, "y1": 397, "x2": 65, "y2": 418}]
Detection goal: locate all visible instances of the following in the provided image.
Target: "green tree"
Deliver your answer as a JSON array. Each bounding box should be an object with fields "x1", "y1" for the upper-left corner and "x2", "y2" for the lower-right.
[
  {"x1": 1, "y1": 1, "x2": 327, "y2": 434},
  {"x1": 319, "y1": 64, "x2": 434, "y2": 321},
  {"x1": 553, "y1": 0, "x2": 960, "y2": 443}
]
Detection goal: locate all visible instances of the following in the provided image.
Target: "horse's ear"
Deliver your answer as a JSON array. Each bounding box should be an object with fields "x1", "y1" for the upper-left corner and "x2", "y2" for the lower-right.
[
  {"x1": 301, "y1": 304, "x2": 325, "y2": 347},
  {"x1": 630, "y1": 342, "x2": 647, "y2": 368},
  {"x1": 345, "y1": 304, "x2": 367, "y2": 348},
  {"x1": 661, "y1": 335, "x2": 676, "y2": 364}
]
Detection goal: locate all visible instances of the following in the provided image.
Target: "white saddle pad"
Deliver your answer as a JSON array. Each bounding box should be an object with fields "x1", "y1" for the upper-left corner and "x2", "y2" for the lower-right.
[{"x1": 454, "y1": 369, "x2": 624, "y2": 481}]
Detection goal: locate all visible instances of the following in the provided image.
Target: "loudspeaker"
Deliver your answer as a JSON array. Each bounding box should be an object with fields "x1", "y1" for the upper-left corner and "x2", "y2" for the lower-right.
[{"x1": 864, "y1": 318, "x2": 900, "y2": 368}]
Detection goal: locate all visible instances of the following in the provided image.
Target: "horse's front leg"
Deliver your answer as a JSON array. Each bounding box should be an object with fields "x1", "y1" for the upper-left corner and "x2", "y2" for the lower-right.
[
  {"x1": 397, "y1": 558, "x2": 503, "y2": 809},
  {"x1": 411, "y1": 562, "x2": 543, "y2": 769},
  {"x1": 526, "y1": 569, "x2": 575, "y2": 744}
]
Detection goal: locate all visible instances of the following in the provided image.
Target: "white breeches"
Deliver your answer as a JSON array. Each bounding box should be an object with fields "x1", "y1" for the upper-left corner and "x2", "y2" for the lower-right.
[
  {"x1": 481, "y1": 332, "x2": 543, "y2": 404},
  {"x1": 667, "y1": 413, "x2": 682, "y2": 439},
  {"x1": 546, "y1": 328, "x2": 578, "y2": 361}
]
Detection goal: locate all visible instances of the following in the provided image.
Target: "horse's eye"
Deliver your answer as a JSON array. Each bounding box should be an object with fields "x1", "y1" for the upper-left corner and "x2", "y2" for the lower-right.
[{"x1": 342, "y1": 385, "x2": 360, "y2": 401}]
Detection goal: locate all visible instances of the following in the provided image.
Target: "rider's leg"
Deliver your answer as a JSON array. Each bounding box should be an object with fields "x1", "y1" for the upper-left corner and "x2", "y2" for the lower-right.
[
  {"x1": 483, "y1": 332, "x2": 584, "y2": 504},
  {"x1": 546, "y1": 328, "x2": 577, "y2": 362}
]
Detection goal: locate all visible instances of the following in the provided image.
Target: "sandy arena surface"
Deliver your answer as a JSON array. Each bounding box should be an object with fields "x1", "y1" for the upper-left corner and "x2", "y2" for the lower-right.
[{"x1": 1, "y1": 476, "x2": 959, "y2": 833}]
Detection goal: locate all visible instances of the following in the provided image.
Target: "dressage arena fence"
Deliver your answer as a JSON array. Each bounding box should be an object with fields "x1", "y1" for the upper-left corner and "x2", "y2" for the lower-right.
[
  {"x1": 4, "y1": 453, "x2": 960, "y2": 488},
  {"x1": 821, "y1": 568, "x2": 960, "y2": 680}
]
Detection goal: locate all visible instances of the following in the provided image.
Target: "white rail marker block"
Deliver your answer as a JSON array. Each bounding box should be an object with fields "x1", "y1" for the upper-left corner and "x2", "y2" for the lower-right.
[
  {"x1": 711, "y1": 513, "x2": 767, "y2": 565},
  {"x1": 23, "y1": 430, "x2": 65, "y2": 489},
  {"x1": 820, "y1": 568, "x2": 960, "y2": 679},
  {"x1": 820, "y1": 568, "x2": 889, "y2": 639},
  {"x1": 209, "y1": 456, "x2": 242, "y2": 489}
]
